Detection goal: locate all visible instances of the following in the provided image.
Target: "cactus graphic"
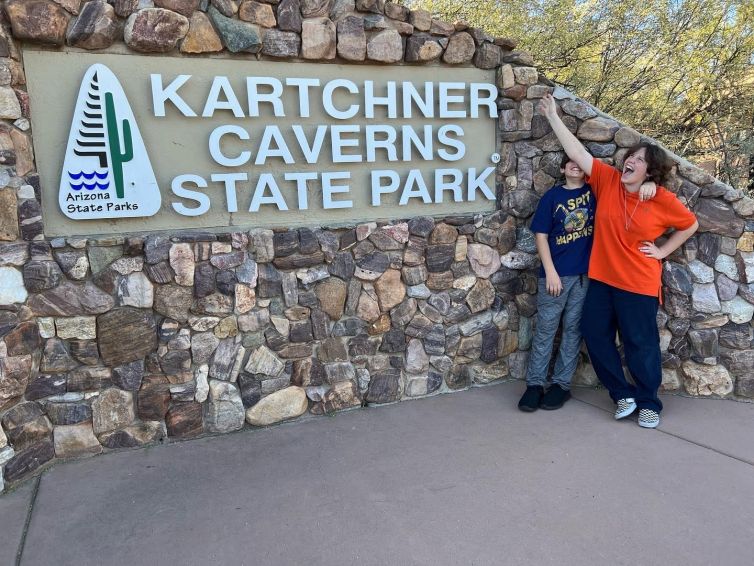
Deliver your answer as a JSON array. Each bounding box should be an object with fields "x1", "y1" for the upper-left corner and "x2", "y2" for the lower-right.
[{"x1": 105, "y1": 91, "x2": 134, "y2": 199}]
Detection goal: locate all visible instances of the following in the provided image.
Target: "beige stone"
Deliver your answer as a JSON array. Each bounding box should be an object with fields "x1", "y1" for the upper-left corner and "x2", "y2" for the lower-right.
[
  {"x1": 301, "y1": 17, "x2": 336, "y2": 60},
  {"x1": 0, "y1": 188, "x2": 19, "y2": 241},
  {"x1": 661, "y1": 368, "x2": 681, "y2": 391},
  {"x1": 374, "y1": 269, "x2": 405, "y2": 312},
  {"x1": 499, "y1": 64, "x2": 515, "y2": 89},
  {"x1": 513, "y1": 66, "x2": 538, "y2": 85},
  {"x1": 235, "y1": 284, "x2": 256, "y2": 314},
  {"x1": 357, "y1": 289, "x2": 381, "y2": 322},
  {"x1": 214, "y1": 316, "x2": 238, "y2": 339},
  {"x1": 55, "y1": 316, "x2": 96, "y2": 340},
  {"x1": 315, "y1": 277, "x2": 348, "y2": 319},
  {"x1": 681, "y1": 361, "x2": 733, "y2": 396},
  {"x1": 169, "y1": 243, "x2": 195, "y2": 286},
  {"x1": 246, "y1": 386, "x2": 308, "y2": 426},
  {"x1": 239, "y1": 1, "x2": 276, "y2": 27},
  {"x1": 54, "y1": 423, "x2": 102, "y2": 458},
  {"x1": 409, "y1": 9, "x2": 431, "y2": 31},
  {"x1": 455, "y1": 236, "x2": 468, "y2": 261},
  {"x1": 181, "y1": 12, "x2": 223, "y2": 53},
  {"x1": 577, "y1": 117, "x2": 620, "y2": 142},
  {"x1": 467, "y1": 243, "x2": 501, "y2": 278},
  {"x1": 92, "y1": 388, "x2": 135, "y2": 434},
  {"x1": 367, "y1": 29, "x2": 403, "y2": 63},
  {"x1": 10, "y1": 128, "x2": 33, "y2": 177}
]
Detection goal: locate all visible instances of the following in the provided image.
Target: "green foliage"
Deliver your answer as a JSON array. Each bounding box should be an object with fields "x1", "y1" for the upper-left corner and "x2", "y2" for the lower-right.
[{"x1": 409, "y1": 0, "x2": 754, "y2": 191}]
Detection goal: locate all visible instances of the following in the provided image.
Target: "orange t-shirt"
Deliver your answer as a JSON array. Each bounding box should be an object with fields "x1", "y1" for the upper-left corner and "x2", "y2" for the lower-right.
[{"x1": 586, "y1": 158, "x2": 697, "y2": 298}]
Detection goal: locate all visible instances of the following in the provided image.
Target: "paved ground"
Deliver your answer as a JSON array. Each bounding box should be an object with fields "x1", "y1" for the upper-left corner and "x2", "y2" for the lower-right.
[{"x1": 2, "y1": 381, "x2": 753, "y2": 566}]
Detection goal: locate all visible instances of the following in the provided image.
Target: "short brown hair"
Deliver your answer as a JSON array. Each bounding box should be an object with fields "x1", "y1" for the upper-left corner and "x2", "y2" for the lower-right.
[{"x1": 625, "y1": 142, "x2": 673, "y2": 186}]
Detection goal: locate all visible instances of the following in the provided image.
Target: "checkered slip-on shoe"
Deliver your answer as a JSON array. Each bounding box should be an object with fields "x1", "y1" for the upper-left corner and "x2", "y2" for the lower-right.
[
  {"x1": 638, "y1": 409, "x2": 660, "y2": 429},
  {"x1": 615, "y1": 398, "x2": 637, "y2": 420}
]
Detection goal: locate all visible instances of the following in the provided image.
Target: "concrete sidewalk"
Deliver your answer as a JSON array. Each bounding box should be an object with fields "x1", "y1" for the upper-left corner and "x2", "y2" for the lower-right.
[{"x1": 2, "y1": 381, "x2": 753, "y2": 566}]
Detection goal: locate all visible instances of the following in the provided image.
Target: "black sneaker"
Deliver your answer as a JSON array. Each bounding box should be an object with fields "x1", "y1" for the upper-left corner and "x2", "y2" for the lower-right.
[
  {"x1": 540, "y1": 384, "x2": 571, "y2": 410},
  {"x1": 518, "y1": 386, "x2": 544, "y2": 412}
]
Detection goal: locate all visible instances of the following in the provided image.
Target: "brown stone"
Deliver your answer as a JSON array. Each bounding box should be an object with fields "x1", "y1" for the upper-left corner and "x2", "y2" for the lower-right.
[
  {"x1": 112, "y1": 0, "x2": 138, "y2": 18},
  {"x1": 367, "y1": 29, "x2": 403, "y2": 63},
  {"x1": 302, "y1": 17, "x2": 336, "y2": 59},
  {"x1": 6, "y1": 0, "x2": 70, "y2": 46},
  {"x1": 240, "y1": 0, "x2": 277, "y2": 27},
  {"x1": 166, "y1": 402, "x2": 204, "y2": 437},
  {"x1": 181, "y1": 12, "x2": 224, "y2": 53},
  {"x1": 2, "y1": 441, "x2": 55, "y2": 483},
  {"x1": 138, "y1": 380, "x2": 171, "y2": 421},
  {"x1": 466, "y1": 278, "x2": 495, "y2": 313},
  {"x1": 154, "y1": 284, "x2": 193, "y2": 322},
  {"x1": 154, "y1": 0, "x2": 200, "y2": 17},
  {"x1": 315, "y1": 277, "x2": 348, "y2": 320},
  {"x1": 66, "y1": 0, "x2": 118, "y2": 49},
  {"x1": 300, "y1": 0, "x2": 328, "y2": 17},
  {"x1": 261, "y1": 29, "x2": 300, "y2": 57},
  {"x1": 99, "y1": 421, "x2": 165, "y2": 448},
  {"x1": 694, "y1": 199, "x2": 745, "y2": 238},
  {"x1": 473, "y1": 42, "x2": 501, "y2": 69},
  {"x1": 277, "y1": 0, "x2": 302, "y2": 32},
  {"x1": 4, "y1": 322, "x2": 41, "y2": 356},
  {"x1": 0, "y1": 355, "x2": 32, "y2": 408},
  {"x1": 310, "y1": 380, "x2": 361, "y2": 414},
  {"x1": 443, "y1": 32, "x2": 475, "y2": 64},
  {"x1": 124, "y1": 8, "x2": 189, "y2": 53},
  {"x1": 98, "y1": 307, "x2": 157, "y2": 366},
  {"x1": 366, "y1": 369, "x2": 400, "y2": 404},
  {"x1": 430, "y1": 223, "x2": 458, "y2": 244},
  {"x1": 27, "y1": 282, "x2": 111, "y2": 316}
]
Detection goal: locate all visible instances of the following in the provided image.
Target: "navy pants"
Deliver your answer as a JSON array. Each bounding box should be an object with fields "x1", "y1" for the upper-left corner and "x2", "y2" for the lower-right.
[{"x1": 580, "y1": 280, "x2": 663, "y2": 413}]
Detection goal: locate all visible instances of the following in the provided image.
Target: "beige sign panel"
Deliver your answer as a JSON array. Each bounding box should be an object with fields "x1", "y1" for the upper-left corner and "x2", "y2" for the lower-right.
[{"x1": 25, "y1": 49, "x2": 499, "y2": 237}]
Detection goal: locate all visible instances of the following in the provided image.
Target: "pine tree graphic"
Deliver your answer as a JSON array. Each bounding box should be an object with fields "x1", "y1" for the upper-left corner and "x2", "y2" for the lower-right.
[{"x1": 73, "y1": 71, "x2": 107, "y2": 168}]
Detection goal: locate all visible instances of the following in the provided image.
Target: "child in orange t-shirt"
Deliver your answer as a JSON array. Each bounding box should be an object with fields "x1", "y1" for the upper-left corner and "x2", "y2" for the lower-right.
[{"x1": 539, "y1": 94, "x2": 698, "y2": 429}]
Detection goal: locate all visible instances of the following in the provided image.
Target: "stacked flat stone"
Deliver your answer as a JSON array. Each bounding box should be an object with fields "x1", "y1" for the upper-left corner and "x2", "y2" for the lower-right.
[{"x1": 0, "y1": 0, "x2": 753, "y2": 492}]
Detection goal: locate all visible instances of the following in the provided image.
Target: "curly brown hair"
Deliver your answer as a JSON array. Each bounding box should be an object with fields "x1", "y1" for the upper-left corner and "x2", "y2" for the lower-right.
[{"x1": 625, "y1": 142, "x2": 673, "y2": 186}]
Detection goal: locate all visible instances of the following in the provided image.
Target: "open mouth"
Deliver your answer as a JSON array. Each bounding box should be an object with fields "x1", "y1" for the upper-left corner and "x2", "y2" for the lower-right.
[{"x1": 623, "y1": 164, "x2": 635, "y2": 175}]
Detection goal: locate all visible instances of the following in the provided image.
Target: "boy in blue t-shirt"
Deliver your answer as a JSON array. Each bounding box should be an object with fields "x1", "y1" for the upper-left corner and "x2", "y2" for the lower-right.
[
  {"x1": 518, "y1": 155, "x2": 655, "y2": 411},
  {"x1": 518, "y1": 154, "x2": 595, "y2": 411}
]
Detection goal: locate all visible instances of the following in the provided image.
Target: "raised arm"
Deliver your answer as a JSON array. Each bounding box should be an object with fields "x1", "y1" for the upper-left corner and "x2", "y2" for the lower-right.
[{"x1": 538, "y1": 94, "x2": 593, "y2": 176}]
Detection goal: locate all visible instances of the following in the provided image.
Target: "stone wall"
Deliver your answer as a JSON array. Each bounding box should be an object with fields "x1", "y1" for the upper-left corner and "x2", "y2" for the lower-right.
[{"x1": 0, "y1": 0, "x2": 753, "y2": 493}]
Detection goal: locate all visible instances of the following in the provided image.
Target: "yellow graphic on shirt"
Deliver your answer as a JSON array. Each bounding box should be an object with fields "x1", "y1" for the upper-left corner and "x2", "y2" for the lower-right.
[{"x1": 554, "y1": 205, "x2": 593, "y2": 245}]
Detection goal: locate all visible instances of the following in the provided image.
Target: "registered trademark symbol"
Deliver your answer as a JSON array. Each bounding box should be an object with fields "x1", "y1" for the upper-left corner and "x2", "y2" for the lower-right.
[{"x1": 490, "y1": 153, "x2": 501, "y2": 163}]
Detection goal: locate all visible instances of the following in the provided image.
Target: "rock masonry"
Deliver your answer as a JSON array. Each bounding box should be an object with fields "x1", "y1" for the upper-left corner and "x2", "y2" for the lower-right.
[{"x1": 0, "y1": 0, "x2": 752, "y2": 492}]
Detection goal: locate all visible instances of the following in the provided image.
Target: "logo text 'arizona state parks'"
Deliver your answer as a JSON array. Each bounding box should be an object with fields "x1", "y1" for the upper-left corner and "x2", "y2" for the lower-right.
[{"x1": 60, "y1": 64, "x2": 160, "y2": 220}]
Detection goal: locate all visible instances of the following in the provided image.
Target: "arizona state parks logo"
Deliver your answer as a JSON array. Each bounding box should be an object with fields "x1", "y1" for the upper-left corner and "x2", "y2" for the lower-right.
[{"x1": 60, "y1": 64, "x2": 161, "y2": 220}]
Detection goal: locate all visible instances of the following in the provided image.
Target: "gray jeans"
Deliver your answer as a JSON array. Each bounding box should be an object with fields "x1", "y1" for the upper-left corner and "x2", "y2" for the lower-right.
[{"x1": 526, "y1": 275, "x2": 589, "y2": 390}]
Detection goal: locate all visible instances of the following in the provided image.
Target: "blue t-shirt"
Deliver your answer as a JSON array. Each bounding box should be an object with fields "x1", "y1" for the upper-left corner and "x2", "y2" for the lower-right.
[{"x1": 530, "y1": 183, "x2": 595, "y2": 277}]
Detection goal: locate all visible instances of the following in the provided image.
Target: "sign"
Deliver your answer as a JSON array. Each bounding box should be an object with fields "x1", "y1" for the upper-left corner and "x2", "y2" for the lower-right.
[
  {"x1": 61, "y1": 64, "x2": 161, "y2": 219},
  {"x1": 25, "y1": 51, "x2": 499, "y2": 237}
]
